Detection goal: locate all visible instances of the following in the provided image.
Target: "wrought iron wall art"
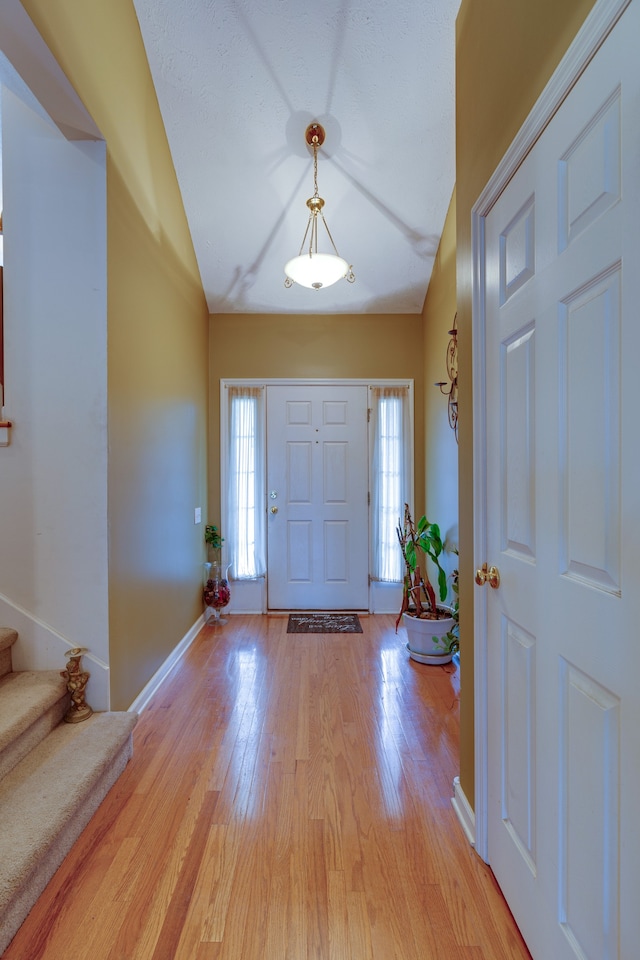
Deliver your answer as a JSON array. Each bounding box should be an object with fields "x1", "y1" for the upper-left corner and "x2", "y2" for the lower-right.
[{"x1": 434, "y1": 313, "x2": 458, "y2": 442}]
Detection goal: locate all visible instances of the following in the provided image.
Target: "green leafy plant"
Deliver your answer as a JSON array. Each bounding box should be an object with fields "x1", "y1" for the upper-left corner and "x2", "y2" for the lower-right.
[
  {"x1": 204, "y1": 524, "x2": 224, "y2": 551},
  {"x1": 396, "y1": 504, "x2": 449, "y2": 630},
  {"x1": 442, "y1": 550, "x2": 459, "y2": 655}
]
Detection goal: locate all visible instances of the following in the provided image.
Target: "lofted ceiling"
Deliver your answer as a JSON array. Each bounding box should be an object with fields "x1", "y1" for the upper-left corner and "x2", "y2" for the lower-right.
[{"x1": 132, "y1": 0, "x2": 460, "y2": 315}]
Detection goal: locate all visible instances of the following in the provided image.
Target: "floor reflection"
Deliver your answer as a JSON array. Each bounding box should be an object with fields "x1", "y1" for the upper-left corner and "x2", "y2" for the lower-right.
[
  {"x1": 225, "y1": 642, "x2": 264, "y2": 820},
  {"x1": 375, "y1": 642, "x2": 406, "y2": 819}
]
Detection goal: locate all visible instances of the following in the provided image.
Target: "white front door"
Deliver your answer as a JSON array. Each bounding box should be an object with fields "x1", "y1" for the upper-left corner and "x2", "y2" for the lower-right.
[
  {"x1": 480, "y1": 4, "x2": 640, "y2": 959},
  {"x1": 266, "y1": 384, "x2": 369, "y2": 610}
]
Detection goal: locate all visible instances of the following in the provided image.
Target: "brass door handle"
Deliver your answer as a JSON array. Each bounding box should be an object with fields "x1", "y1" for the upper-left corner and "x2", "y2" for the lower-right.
[
  {"x1": 475, "y1": 562, "x2": 500, "y2": 589},
  {"x1": 475, "y1": 563, "x2": 488, "y2": 585},
  {"x1": 270, "y1": 506, "x2": 278, "y2": 515}
]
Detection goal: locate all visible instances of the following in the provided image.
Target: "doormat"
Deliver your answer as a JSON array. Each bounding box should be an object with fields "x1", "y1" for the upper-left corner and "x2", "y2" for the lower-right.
[{"x1": 287, "y1": 613, "x2": 363, "y2": 634}]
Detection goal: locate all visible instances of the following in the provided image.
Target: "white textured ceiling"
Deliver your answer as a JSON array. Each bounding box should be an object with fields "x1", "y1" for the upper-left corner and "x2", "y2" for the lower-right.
[{"x1": 132, "y1": 0, "x2": 459, "y2": 315}]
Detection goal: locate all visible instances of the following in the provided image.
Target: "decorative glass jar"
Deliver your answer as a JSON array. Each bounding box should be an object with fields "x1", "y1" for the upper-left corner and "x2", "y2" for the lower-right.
[{"x1": 203, "y1": 560, "x2": 231, "y2": 624}]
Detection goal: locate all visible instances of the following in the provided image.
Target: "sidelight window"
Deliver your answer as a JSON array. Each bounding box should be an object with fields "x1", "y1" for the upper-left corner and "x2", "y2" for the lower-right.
[
  {"x1": 370, "y1": 386, "x2": 410, "y2": 582},
  {"x1": 227, "y1": 386, "x2": 266, "y2": 580}
]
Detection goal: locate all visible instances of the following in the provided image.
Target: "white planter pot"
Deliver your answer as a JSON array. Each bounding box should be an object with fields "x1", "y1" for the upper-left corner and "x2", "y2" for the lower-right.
[{"x1": 402, "y1": 608, "x2": 455, "y2": 664}]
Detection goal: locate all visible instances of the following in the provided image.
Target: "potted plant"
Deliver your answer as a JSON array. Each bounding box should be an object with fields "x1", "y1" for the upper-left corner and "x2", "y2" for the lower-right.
[{"x1": 396, "y1": 504, "x2": 456, "y2": 663}]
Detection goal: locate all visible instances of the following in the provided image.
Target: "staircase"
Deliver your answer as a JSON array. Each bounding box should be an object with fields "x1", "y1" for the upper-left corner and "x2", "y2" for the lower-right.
[{"x1": 0, "y1": 628, "x2": 137, "y2": 954}]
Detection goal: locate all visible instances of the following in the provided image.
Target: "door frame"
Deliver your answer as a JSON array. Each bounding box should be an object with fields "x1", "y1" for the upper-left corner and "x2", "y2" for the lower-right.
[
  {"x1": 470, "y1": 0, "x2": 631, "y2": 863},
  {"x1": 220, "y1": 378, "x2": 414, "y2": 615}
]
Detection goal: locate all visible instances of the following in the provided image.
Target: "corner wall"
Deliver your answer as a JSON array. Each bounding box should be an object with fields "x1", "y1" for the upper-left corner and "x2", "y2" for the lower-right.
[
  {"x1": 422, "y1": 188, "x2": 458, "y2": 551},
  {"x1": 22, "y1": 0, "x2": 210, "y2": 710},
  {"x1": 0, "y1": 87, "x2": 110, "y2": 706},
  {"x1": 455, "y1": 0, "x2": 597, "y2": 803}
]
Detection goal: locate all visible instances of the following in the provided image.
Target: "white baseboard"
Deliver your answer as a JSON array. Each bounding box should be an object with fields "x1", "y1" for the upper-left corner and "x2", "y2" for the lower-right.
[
  {"x1": 451, "y1": 775, "x2": 476, "y2": 847},
  {"x1": 127, "y1": 613, "x2": 205, "y2": 714}
]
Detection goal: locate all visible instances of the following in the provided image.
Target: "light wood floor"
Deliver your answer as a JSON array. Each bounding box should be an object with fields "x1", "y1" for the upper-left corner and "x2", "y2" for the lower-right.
[{"x1": 4, "y1": 615, "x2": 532, "y2": 960}]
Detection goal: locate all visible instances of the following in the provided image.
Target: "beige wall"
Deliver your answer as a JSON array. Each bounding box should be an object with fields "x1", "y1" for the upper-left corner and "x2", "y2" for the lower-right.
[
  {"x1": 422, "y1": 188, "x2": 458, "y2": 547},
  {"x1": 209, "y1": 313, "x2": 425, "y2": 525},
  {"x1": 418, "y1": 186, "x2": 459, "y2": 717},
  {"x1": 23, "y1": 0, "x2": 210, "y2": 709},
  {"x1": 455, "y1": 0, "x2": 597, "y2": 801}
]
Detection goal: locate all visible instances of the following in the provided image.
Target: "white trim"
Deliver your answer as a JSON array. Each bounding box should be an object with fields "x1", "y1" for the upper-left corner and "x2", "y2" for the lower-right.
[
  {"x1": 221, "y1": 378, "x2": 412, "y2": 385},
  {"x1": 220, "y1": 378, "x2": 414, "y2": 614},
  {"x1": 451, "y1": 776, "x2": 476, "y2": 848},
  {"x1": 127, "y1": 614, "x2": 205, "y2": 714},
  {"x1": 472, "y1": 207, "x2": 490, "y2": 862},
  {"x1": 471, "y1": 0, "x2": 630, "y2": 866}
]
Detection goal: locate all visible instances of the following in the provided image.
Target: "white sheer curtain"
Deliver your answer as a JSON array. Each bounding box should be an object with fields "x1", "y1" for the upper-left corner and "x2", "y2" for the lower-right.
[
  {"x1": 227, "y1": 386, "x2": 266, "y2": 580},
  {"x1": 370, "y1": 386, "x2": 410, "y2": 582}
]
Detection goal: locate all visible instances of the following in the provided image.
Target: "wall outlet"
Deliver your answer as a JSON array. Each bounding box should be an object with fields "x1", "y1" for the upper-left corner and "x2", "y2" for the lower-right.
[{"x1": 194, "y1": 507, "x2": 202, "y2": 524}]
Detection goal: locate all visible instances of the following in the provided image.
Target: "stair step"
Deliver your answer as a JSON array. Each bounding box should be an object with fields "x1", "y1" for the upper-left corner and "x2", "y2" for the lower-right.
[
  {"x1": 0, "y1": 710, "x2": 137, "y2": 954},
  {"x1": 0, "y1": 671, "x2": 70, "y2": 781},
  {"x1": 0, "y1": 629, "x2": 18, "y2": 680}
]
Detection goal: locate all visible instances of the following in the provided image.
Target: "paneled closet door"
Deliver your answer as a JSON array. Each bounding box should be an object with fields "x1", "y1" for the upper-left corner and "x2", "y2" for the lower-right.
[{"x1": 482, "y1": 5, "x2": 640, "y2": 958}]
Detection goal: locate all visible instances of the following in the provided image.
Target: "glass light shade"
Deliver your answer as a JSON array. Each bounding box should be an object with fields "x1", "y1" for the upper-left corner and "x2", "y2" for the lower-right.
[{"x1": 284, "y1": 252, "x2": 349, "y2": 289}]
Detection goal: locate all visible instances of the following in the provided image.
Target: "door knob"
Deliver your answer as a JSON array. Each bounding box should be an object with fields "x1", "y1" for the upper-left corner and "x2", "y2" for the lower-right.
[
  {"x1": 270, "y1": 506, "x2": 278, "y2": 515},
  {"x1": 475, "y1": 562, "x2": 500, "y2": 589},
  {"x1": 475, "y1": 563, "x2": 488, "y2": 585}
]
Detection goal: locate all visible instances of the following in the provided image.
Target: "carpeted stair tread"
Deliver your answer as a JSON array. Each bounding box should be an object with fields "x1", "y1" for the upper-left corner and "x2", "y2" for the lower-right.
[
  {"x1": 0, "y1": 712, "x2": 138, "y2": 859},
  {"x1": 0, "y1": 629, "x2": 18, "y2": 680},
  {"x1": 0, "y1": 671, "x2": 69, "y2": 753},
  {"x1": 0, "y1": 671, "x2": 70, "y2": 780},
  {"x1": 0, "y1": 711, "x2": 137, "y2": 948},
  {"x1": 0, "y1": 629, "x2": 18, "y2": 653}
]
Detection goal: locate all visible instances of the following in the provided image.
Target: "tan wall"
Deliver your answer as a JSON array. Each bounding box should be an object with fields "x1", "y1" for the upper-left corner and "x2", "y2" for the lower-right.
[
  {"x1": 422, "y1": 188, "x2": 458, "y2": 547},
  {"x1": 24, "y1": 0, "x2": 210, "y2": 709},
  {"x1": 209, "y1": 313, "x2": 425, "y2": 524},
  {"x1": 455, "y1": 0, "x2": 597, "y2": 802}
]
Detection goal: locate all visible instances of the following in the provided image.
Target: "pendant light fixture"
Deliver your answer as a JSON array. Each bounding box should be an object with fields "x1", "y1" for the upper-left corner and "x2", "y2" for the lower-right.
[{"x1": 284, "y1": 123, "x2": 355, "y2": 290}]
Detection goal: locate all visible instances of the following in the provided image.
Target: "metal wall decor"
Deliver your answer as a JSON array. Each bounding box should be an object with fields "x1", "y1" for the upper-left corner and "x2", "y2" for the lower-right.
[{"x1": 434, "y1": 313, "x2": 458, "y2": 442}]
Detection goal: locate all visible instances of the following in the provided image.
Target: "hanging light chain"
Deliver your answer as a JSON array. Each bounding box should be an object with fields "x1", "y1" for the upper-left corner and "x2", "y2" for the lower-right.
[
  {"x1": 312, "y1": 139, "x2": 320, "y2": 199},
  {"x1": 311, "y1": 134, "x2": 355, "y2": 281}
]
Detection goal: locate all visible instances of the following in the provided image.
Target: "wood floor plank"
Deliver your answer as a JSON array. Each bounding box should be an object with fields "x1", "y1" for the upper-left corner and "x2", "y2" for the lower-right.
[
  {"x1": 2, "y1": 614, "x2": 532, "y2": 960},
  {"x1": 150, "y1": 790, "x2": 220, "y2": 960},
  {"x1": 327, "y1": 870, "x2": 351, "y2": 960},
  {"x1": 346, "y1": 889, "x2": 375, "y2": 959},
  {"x1": 195, "y1": 944, "x2": 222, "y2": 960},
  {"x1": 200, "y1": 820, "x2": 244, "y2": 943}
]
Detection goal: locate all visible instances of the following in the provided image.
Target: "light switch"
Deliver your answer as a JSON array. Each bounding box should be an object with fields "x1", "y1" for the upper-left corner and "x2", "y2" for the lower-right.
[{"x1": 194, "y1": 507, "x2": 202, "y2": 524}]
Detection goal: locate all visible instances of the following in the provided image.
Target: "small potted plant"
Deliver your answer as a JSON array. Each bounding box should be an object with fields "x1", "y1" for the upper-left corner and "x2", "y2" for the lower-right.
[{"x1": 396, "y1": 504, "x2": 456, "y2": 663}]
